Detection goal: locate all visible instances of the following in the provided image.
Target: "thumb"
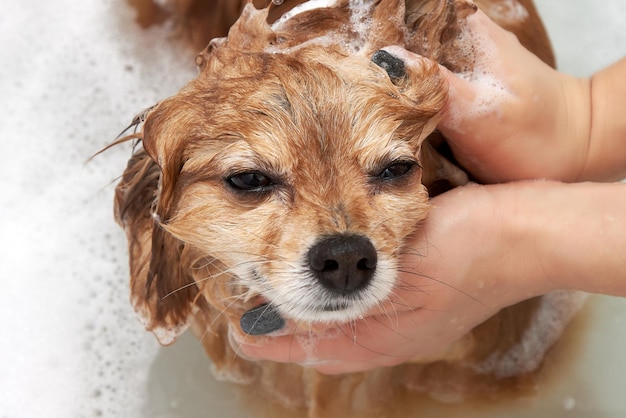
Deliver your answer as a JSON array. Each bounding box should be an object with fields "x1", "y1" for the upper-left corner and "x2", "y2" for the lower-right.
[{"x1": 436, "y1": 64, "x2": 479, "y2": 137}]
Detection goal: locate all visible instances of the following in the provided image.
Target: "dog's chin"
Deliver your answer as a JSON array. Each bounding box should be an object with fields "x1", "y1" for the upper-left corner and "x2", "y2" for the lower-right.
[{"x1": 249, "y1": 259, "x2": 398, "y2": 324}]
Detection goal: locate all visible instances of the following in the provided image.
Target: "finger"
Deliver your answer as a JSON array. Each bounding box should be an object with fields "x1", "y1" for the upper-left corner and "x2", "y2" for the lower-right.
[
  {"x1": 313, "y1": 360, "x2": 389, "y2": 375},
  {"x1": 234, "y1": 327, "x2": 339, "y2": 364},
  {"x1": 236, "y1": 310, "x2": 428, "y2": 365}
]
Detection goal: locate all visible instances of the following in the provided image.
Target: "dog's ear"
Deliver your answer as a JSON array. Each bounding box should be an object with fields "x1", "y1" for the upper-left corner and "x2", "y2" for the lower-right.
[{"x1": 115, "y1": 134, "x2": 198, "y2": 345}]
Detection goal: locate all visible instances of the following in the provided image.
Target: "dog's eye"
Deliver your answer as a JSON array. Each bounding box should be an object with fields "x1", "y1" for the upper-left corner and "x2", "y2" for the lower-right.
[
  {"x1": 227, "y1": 172, "x2": 275, "y2": 192},
  {"x1": 378, "y1": 161, "x2": 416, "y2": 180}
]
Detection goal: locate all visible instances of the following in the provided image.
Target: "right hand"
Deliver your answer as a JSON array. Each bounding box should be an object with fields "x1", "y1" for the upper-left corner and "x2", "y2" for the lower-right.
[{"x1": 433, "y1": 10, "x2": 591, "y2": 183}]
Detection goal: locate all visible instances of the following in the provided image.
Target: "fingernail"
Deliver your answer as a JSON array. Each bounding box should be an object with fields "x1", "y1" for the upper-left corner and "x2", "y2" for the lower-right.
[
  {"x1": 371, "y1": 49, "x2": 406, "y2": 81},
  {"x1": 372, "y1": 49, "x2": 406, "y2": 81},
  {"x1": 240, "y1": 303, "x2": 285, "y2": 335}
]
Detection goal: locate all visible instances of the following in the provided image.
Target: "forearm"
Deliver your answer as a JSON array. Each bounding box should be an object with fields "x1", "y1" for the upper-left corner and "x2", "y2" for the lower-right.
[
  {"x1": 503, "y1": 181, "x2": 626, "y2": 297},
  {"x1": 579, "y1": 57, "x2": 626, "y2": 181}
]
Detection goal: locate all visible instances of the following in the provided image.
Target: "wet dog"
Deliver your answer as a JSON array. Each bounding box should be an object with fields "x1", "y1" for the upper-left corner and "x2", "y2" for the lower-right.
[{"x1": 115, "y1": 0, "x2": 584, "y2": 415}]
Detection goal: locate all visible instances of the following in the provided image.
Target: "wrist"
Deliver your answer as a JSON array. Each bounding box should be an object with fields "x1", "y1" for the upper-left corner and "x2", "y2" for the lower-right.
[
  {"x1": 502, "y1": 181, "x2": 626, "y2": 296},
  {"x1": 497, "y1": 182, "x2": 567, "y2": 296},
  {"x1": 474, "y1": 183, "x2": 560, "y2": 304},
  {"x1": 579, "y1": 57, "x2": 626, "y2": 181}
]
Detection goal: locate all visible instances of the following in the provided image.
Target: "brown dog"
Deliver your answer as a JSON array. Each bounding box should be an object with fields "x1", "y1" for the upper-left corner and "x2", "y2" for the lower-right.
[{"x1": 116, "y1": 0, "x2": 584, "y2": 415}]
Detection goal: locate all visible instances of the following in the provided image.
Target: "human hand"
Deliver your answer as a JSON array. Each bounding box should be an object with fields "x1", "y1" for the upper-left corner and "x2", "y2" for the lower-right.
[{"x1": 428, "y1": 10, "x2": 592, "y2": 183}]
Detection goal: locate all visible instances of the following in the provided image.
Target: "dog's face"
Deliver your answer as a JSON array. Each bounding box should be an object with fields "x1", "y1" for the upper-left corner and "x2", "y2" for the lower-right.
[
  {"x1": 145, "y1": 48, "x2": 445, "y2": 318},
  {"x1": 119, "y1": 1, "x2": 452, "y2": 342}
]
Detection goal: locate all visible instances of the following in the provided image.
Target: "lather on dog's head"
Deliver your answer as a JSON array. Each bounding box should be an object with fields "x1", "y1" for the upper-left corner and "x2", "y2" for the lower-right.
[{"x1": 116, "y1": 0, "x2": 480, "y2": 344}]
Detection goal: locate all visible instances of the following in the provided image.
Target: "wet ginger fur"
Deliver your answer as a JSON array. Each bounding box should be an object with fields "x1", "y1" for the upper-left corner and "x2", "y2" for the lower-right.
[{"x1": 115, "y1": 0, "x2": 582, "y2": 414}]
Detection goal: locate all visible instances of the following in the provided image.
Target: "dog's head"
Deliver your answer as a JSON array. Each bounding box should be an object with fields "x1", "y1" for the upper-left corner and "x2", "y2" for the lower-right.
[{"x1": 117, "y1": 0, "x2": 473, "y2": 344}]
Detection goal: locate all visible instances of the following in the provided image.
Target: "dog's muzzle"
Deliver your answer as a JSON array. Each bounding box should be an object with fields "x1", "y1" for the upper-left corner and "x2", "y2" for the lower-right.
[{"x1": 239, "y1": 234, "x2": 379, "y2": 335}]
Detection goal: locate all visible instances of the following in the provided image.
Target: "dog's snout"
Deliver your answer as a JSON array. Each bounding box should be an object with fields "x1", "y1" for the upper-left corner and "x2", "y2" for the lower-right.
[{"x1": 308, "y1": 234, "x2": 377, "y2": 295}]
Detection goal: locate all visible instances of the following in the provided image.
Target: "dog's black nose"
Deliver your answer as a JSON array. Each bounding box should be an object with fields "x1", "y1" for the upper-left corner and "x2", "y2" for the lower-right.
[{"x1": 308, "y1": 234, "x2": 377, "y2": 295}]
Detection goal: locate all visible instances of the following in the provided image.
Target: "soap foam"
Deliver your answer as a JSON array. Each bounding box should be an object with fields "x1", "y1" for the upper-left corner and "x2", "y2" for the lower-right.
[
  {"x1": 272, "y1": 0, "x2": 340, "y2": 30},
  {"x1": 269, "y1": 0, "x2": 378, "y2": 55},
  {"x1": 346, "y1": 0, "x2": 375, "y2": 53},
  {"x1": 443, "y1": 23, "x2": 516, "y2": 134},
  {"x1": 490, "y1": 0, "x2": 529, "y2": 25},
  {"x1": 288, "y1": 325, "x2": 340, "y2": 366},
  {"x1": 473, "y1": 291, "x2": 588, "y2": 378},
  {"x1": 0, "y1": 0, "x2": 195, "y2": 417}
]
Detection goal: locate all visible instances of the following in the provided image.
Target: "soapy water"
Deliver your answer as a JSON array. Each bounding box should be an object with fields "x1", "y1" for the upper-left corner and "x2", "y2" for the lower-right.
[{"x1": 4, "y1": 0, "x2": 625, "y2": 417}]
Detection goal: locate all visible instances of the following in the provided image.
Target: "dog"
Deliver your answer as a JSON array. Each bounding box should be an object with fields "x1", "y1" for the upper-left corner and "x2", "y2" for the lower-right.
[{"x1": 116, "y1": 0, "x2": 585, "y2": 415}]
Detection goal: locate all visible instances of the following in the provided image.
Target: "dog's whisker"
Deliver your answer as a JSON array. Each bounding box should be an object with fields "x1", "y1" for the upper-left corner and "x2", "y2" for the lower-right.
[
  {"x1": 287, "y1": 319, "x2": 307, "y2": 364},
  {"x1": 397, "y1": 246, "x2": 427, "y2": 258},
  {"x1": 395, "y1": 267, "x2": 485, "y2": 305},
  {"x1": 160, "y1": 281, "x2": 200, "y2": 300},
  {"x1": 229, "y1": 303, "x2": 286, "y2": 364},
  {"x1": 369, "y1": 314, "x2": 415, "y2": 342},
  {"x1": 181, "y1": 259, "x2": 282, "y2": 295},
  {"x1": 333, "y1": 321, "x2": 406, "y2": 360},
  {"x1": 349, "y1": 319, "x2": 358, "y2": 345},
  {"x1": 377, "y1": 295, "x2": 402, "y2": 331}
]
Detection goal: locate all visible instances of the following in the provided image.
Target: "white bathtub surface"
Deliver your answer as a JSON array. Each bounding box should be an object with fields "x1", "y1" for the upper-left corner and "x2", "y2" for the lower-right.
[{"x1": 0, "y1": 1, "x2": 625, "y2": 417}]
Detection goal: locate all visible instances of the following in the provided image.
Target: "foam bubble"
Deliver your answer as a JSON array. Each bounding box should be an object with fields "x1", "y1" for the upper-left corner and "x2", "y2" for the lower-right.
[
  {"x1": 295, "y1": 332, "x2": 321, "y2": 362},
  {"x1": 563, "y1": 396, "x2": 577, "y2": 411}
]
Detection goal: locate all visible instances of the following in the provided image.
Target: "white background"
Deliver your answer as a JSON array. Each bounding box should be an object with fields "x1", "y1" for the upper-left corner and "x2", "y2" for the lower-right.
[{"x1": 1, "y1": 1, "x2": 625, "y2": 417}]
